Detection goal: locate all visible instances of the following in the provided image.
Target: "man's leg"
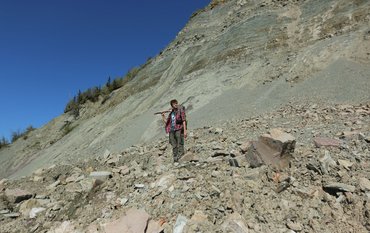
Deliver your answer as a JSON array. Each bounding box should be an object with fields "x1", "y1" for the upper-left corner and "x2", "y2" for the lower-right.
[
  {"x1": 178, "y1": 131, "x2": 185, "y2": 159},
  {"x1": 169, "y1": 131, "x2": 178, "y2": 162}
]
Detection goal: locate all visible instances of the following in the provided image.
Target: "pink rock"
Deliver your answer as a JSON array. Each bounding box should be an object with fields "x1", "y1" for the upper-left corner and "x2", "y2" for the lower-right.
[
  {"x1": 260, "y1": 128, "x2": 296, "y2": 155},
  {"x1": 313, "y1": 137, "x2": 342, "y2": 148},
  {"x1": 239, "y1": 141, "x2": 251, "y2": 153},
  {"x1": 48, "y1": 221, "x2": 77, "y2": 233},
  {"x1": 146, "y1": 220, "x2": 164, "y2": 233},
  {"x1": 86, "y1": 223, "x2": 100, "y2": 233},
  {"x1": 119, "y1": 166, "x2": 130, "y2": 175},
  {"x1": 104, "y1": 208, "x2": 149, "y2": 233},
  {"x1": 191, "y1": 210, "x2": 208, "y2": 222}
]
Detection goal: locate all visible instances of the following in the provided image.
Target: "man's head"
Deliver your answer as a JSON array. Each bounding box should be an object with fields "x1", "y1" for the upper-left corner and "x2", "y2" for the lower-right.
[{"x1": 170, "y1": 99, "x2": 178, "y2": 109}]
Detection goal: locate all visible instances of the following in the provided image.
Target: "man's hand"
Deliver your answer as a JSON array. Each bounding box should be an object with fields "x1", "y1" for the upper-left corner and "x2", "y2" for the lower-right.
[
  {"x1": 161, "y1": 112, "x2": 166, "y2": 124},
  {"x1": 183, "y1": 130, "x2": 187, "y2": 139}
]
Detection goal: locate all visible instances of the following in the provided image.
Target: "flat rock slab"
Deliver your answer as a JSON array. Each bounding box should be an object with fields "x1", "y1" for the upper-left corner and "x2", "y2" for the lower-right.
[
  {"x1": 324, "y1": 182, "x2": 356, "y2": 193},
  {"x1": 173, "y1": 215, "x2": 188, "y2": 233},
  {"x1": 179, "y1": 152, "x2": 199, "y2": 162},
  {"x1": 3, "y1": 213, "x2": 20, "y2": 218},
  {"x1": 146, "y1": 220, "x2": 164, "y2": 233},
  {"x1": 5, "y1": 188, "x2": 33, "y2": 203},
  {"x1": 221, "y1": 212, "x2": 249, "y2": 233},
  {"x1": 104, "y1": 208, "x2": 150, "y2": 233},
  {"x1": 359, "y1": 177, "x2": 370, "y2": 192},
  {"x1": 89, "y1": 171, "x2": 112, "y2": 180},
  {"x1": 212, "y1": 150, "x2": 229, "y2": 157},
  {"x1": 313, "y1": 137, "x2": 342, "y2": 148},
  {"x1": 191, "y1": 210, "x2": 209, "y2": 222}
]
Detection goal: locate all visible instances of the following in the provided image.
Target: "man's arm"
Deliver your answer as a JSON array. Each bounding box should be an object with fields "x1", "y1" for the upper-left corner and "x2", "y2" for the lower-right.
[
  {"x1": 161, "y1": 113, "x2": 167, "y2": 125},
  {"x1": 181, "y1": 109, "x2": 187, "y2": 138},
  {"x1": 183, "y1": 120, "x2": 187, "y2": 138}
]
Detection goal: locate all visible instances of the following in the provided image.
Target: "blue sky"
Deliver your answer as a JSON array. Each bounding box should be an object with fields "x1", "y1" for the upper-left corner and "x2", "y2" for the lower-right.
[{"x1": 0, "y1": 0, "x2": 210, "y2": 141}]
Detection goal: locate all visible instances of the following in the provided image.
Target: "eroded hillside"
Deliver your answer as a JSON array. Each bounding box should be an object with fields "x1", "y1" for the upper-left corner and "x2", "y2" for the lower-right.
[{"x1": 0, "y1": 0, "x2": 369, "y2": 180}]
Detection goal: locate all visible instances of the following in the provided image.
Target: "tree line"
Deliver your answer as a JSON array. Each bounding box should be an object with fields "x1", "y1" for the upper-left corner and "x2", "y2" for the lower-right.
[
  {"x1": 0, "y1": 125, "x2": 35, "y2": 149},
  {"x1": 64, "y1": 66, "x2": 141, "y2": 118}
]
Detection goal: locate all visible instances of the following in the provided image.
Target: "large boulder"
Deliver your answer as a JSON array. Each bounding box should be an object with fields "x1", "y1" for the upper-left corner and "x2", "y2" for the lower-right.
[{"x1": 246, "y1": 129, "x2": 296, "y2": 169}]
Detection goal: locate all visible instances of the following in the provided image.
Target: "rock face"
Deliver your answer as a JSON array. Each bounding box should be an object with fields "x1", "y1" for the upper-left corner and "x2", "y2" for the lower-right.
[
  {"x1": 1, "y1": 0, "x2": 370, "y2": 180},
  {"x1": 1, "y1": 103, "x2": 370, "y2": 232}
]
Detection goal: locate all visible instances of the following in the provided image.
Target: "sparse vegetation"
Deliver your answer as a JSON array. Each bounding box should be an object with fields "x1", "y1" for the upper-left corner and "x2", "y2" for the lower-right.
[
  {"x1": 0, "y1": 126, "x2": 35, "y2": 149},
  {"x1": 210, "y1": 0, "x2": 228, "y2": 9},
  {"x1": 190, "y1": 8, "x2": 205, "y2": 19},
  {"x1": 11, "y1": 125, "x2": 35, "y2": 143},
  {"x1": 61, "y1": 122, "x2": 78, "y2": 136},
  {"x1": 64, "y1": 66, "x2": 143, "y2": 115},
  {"x1": 64, "y1": 97, "x2": 80, "y2": 118},
  {"x1": 0, "y1": 136, "x2": 9, "y2": 149},
  {"x1": 63, "y1": 124, "x2": 76, "y2": 136}
]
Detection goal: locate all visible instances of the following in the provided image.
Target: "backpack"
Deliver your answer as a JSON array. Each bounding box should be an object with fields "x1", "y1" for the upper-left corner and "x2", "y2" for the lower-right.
[{"x1": 178, "y1": 105, "x2": 188, "y2": 129}]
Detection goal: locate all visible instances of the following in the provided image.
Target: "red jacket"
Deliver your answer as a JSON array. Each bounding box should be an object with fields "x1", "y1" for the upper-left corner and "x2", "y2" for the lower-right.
[{"x1": 165, "y1": 108, "x2": 186, "y2": 133}]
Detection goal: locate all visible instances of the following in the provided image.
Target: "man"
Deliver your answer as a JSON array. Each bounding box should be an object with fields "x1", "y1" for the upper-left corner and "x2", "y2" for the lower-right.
[{"x1": 162, "y1": 99, "x2": 187, "y2": 162}]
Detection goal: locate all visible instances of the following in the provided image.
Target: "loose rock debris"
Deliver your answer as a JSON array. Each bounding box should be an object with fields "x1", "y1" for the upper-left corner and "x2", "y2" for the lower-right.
[{"x1": 1, "y1": 102, "x2": 370, "y2": 232}]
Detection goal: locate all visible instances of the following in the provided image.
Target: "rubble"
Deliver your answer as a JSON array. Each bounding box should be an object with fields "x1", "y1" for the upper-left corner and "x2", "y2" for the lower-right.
[{"x1": 1, "y1": 102, "x2": 370, "y2": 232}]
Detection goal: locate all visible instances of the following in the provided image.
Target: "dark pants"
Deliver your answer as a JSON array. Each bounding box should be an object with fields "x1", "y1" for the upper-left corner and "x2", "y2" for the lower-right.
[{"x1": 169, "y1": 130, "x2": 184, "y2": 162}]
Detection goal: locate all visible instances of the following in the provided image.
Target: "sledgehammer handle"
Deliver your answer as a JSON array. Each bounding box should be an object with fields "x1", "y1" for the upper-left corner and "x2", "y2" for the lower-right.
[{"x1": 154, "y1": 110, "x2": 171, "y2": 115}]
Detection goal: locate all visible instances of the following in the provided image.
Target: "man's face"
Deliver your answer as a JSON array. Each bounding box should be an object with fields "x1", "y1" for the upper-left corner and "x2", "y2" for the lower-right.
[{"x1": 171, "y1": 102, "x2": 178, "y2": 109}]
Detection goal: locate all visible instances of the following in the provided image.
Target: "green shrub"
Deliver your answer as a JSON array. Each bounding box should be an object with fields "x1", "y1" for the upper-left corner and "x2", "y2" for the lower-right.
[
  {"x1": 60, "y1": 120, "x2": 78, "y2": 136},
  {"x1": 64, "y1": 97, "x2": 80, "y2": 118},
  {"x1": 63, "y1": 124, "x2": 76, "y2": 136},
  {"x1": 190, "y1": 9, "x2": 205, "y2": 19}
]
